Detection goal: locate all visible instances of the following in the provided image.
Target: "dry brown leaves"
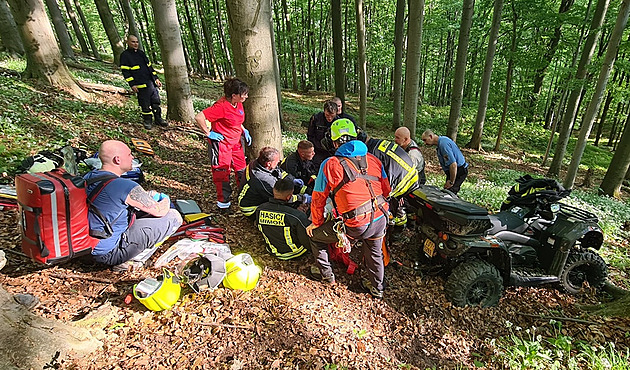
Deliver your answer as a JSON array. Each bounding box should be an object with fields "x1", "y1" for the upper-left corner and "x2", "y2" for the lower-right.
[{"x1": 1, "y1": 125, "x2": 629, "y2": 369}]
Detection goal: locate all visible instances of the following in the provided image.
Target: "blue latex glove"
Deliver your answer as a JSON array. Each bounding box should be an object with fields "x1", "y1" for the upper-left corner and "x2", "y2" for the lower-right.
[
  {"x1": 152, "y1": 192, "x2": 170, "y2": 202},
  {"x1": 302, "y1": 194, "x2": 312, "y2": 204},
  {"x1": 242, "y1": 128, "x2": 252, "y2": 146},
  {"x1": 293, "y1": 178, "x2": 305, "y2": 187},
  {"x1": 207, "y1": 131, "x2": 224, "y2": 141}
]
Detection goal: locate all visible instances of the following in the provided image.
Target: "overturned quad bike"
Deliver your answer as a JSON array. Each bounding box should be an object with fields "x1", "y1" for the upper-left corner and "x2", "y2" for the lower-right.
[{"x1": 406, "y1": 175, "x2": 608, "y2": 307}]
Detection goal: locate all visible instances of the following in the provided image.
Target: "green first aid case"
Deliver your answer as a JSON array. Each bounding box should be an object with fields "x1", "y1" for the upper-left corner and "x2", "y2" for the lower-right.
[{"x1": 174, "y1": 199, "x2": 202, "y2": 215}]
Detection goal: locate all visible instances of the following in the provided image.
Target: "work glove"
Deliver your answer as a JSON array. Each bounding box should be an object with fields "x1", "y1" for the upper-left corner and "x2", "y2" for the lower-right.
[
  {"x1": 293, "y1": 178, "x2": 305, "y2": 187},
  {"x1": 242, "y1": 128, "x2": 252, "y2": 146},
  {"x1": 207, "y1": 131, "x2": 224, "y2": 141},
  {"x1": 302, "y1": 194, "x2": 312, "y2": 204}
]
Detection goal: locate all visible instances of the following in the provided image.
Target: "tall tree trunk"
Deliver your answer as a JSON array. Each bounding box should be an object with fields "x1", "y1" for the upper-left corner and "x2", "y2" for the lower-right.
[
  {"x1": 332, "y1": 0, "x2": 345, "y2": 102},
  {"x1": 468, "y1": 0, "x2": 503, "y2": 150},
  {"x1": 139, "y1": 0, "x2": 158, "y2": 62},
  {"x1": 62, "y1": 0, "x2": 88, "y2": 54},
  {"x1": 446, "y1": 0, "x2": 474, "y2": 141},
  {"x1": 600, "y1": 111, "x2": 630, "y2": 197},
  {"x1": 93, "y1": 0, "x2": 124, "y2": 65},
  {"x1": 526, "y1": 0, "x2": 575, "y2": 123},
  {"x1": 44, "y1": 0, "x2": 75, "y2": 59},
  {"x1": 402, "y1": 0, "x2": 425, "y2": 139},
  {"x1": 547, "y1": 0, "x2": 611, "y2": 178},
  {"x1": 594, "y1": 91, "x2": 614, "y2": 146},
  {"x1": 564, "y1": 0, "x2": 629, "y2": 189},
  {"x1": 494, "y1": 2, "x2": 517, "y2": 152},
  {"x1": 73, "y1": 0, "x2": 99, "y2": 59},
  {"x1": 283, "y1": 0, "x2": 298, "y2": 91},
  {"x1": 391, "y1": 0, "x2": 405, "y2": 131},
  {"x1": 213, "y1": 0, "x2": 233, "y2": 76},
  {"x1": 182, "y1": 0, "x2": 203, "y2": 73},
  {"x1": 355, "y1": 0, "x2": 367, "y2": 130},
  {"x1": 226, "y1": 0, "x2": 282, "y2": 154},
  {"x1": 7, "y1": 0, "x2": 89, "y2": 99},
  {"x1": 0, "y1": 0, "x2": 24, "y2": 54},
  {"x1": 196, "y1": 0, "x2": 220, "y2": 79},
  {"x1": 150, "y1": 0, "x2": 194, "y2": 122},
  {"x1": 120, "y1": 0, "x2": 141, "y2": 49}
]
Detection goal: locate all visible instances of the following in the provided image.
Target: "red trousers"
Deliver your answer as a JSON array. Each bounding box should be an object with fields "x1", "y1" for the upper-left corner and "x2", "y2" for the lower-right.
[{"x1": 207, "y1": 139, "x2": 246, "y2": 206}]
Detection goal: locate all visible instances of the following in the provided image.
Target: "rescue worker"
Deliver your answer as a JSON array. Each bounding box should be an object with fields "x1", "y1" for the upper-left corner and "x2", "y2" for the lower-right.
[
  {"x1": 307, "y1": 100, "x2": 339, "y2": 166},
  {"x1": 306, "y1": 119, "x2": 390, "y2": 298},
  {"x1": 119, "y1": 35, "x2": 165, "y2": 130},
  {"x1": 254, "y1": 178, "x2": 310, "y2": 260},
  {"x1": 239, "y1": 147, "x2": 310, "y2": 219},
  {"x1": 422, "y1": 129, "x2": 468, "y2": 194},
  {"x1": 394, "y1": 127, "x2": 427, "y2": 185},
  {"x1": 332, "y1": 96, "x2": 357, "y2": 124},
  {"x1": 364, "y1": 135, "x2": 419, "y2": 226},
  {"x1": 194, "y1": 78, "x2": 252, "y2": 213},
  {"x1": 280, "y1": 140, "x2": 318, "y2": 194}
]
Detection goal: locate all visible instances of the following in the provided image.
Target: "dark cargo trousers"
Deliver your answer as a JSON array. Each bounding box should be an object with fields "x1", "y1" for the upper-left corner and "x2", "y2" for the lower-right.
[{"x1": 310, "y1": 216, "x2": 387, "y2": 291}]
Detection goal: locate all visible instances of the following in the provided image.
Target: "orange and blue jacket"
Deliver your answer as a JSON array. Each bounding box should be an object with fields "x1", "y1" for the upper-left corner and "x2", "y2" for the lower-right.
[{"x1": 311, "y1": 140, "x2": 390, "y2": 228}]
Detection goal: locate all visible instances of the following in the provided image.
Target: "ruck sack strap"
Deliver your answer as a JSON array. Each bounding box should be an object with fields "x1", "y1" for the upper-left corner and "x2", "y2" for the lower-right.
[{"x1": 86, "y1": 175, "x2": 119, "y2": 239}]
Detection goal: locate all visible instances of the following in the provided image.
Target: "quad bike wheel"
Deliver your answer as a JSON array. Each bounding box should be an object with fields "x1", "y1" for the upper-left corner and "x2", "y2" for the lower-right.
[
  {"x1": 445, "y1": 260, "x2": 503, "y2": 307},
  {"x1": 559, "y1": 250, "x2": 608, "y2": 295}
]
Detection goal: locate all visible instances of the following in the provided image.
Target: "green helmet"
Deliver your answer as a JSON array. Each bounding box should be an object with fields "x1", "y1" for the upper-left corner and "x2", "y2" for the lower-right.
[{"x1": 330, "y1": 118, "x2": 357, "y2": 141}]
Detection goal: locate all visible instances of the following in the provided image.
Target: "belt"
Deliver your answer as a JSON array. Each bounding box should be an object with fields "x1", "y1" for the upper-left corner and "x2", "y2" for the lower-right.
[{"x1": 342, "y1": 195, "x2": 387, "y2": 220}]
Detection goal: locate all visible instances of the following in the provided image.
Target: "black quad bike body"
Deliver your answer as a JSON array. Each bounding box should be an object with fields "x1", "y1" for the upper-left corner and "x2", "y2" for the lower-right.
[{"x1": 406, "y1": 175, "x2": 608, "y2": 307}]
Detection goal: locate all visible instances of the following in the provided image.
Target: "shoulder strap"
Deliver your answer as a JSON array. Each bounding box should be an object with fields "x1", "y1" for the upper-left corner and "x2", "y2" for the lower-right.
[
  {"x1": 87, "y1": 175, "x2": 118, "y2": 201},
  {"x1": 85, "y1": 175, "x2": 120, "y2": 239}
]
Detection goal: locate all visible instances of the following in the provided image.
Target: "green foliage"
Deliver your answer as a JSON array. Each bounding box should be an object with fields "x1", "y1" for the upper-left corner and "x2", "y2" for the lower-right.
[{"x1": 494, "y1": 320, "x2": 629, "y2": 370}]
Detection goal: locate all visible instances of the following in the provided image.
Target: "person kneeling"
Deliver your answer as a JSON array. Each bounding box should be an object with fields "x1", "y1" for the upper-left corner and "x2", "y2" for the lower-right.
[
  {"x1": 85, "y1": 140, "x2": 183, "y2": 271},
  {"x1": 254, "y1": 178, "x2": 310, "y2": 260}
]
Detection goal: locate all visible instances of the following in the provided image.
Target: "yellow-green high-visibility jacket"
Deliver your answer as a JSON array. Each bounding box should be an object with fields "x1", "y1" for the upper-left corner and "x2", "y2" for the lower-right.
[{"x1": 365, "y1": 138, "x2": 419, "y2": 198}]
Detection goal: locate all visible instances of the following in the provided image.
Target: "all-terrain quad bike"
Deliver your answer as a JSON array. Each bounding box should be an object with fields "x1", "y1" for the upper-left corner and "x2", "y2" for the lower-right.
[{"x1": 406, "y1": 175, "x2": 608, "y2": 307}]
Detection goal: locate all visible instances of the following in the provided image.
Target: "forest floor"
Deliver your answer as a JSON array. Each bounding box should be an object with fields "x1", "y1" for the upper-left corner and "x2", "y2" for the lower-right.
[{"x1": 0, "y1": 67, "x2": 629, "y2": 369}]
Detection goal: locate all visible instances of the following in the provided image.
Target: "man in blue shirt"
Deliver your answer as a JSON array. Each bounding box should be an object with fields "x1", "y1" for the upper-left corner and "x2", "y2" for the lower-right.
[
  {"x1": 85, "y1": 140, "x2": 182, "y2": 271},
  {"x1": 421, "y1": 129, "x2": 468, "y2": 194}
]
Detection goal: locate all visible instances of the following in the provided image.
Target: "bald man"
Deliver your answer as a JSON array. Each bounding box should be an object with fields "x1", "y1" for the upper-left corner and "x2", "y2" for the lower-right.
[
  {"x1": 84, "y1": 140, "x2": 182, "y2": 271},
  {"x1": 394, "y1": 127, "x2": 426, "y2": 185},
  {"x1": 120, "y1": 35, "x2": 165, "y2": 130}
]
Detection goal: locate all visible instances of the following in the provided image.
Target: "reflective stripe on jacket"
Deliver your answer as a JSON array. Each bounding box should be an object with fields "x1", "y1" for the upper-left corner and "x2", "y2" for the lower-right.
[{"x1": 366, "y1": 138, "x2": 418, "y2": 198}]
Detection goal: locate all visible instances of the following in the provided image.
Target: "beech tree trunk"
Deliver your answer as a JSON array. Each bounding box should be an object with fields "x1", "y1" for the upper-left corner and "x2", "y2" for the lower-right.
[
  {"x1": 402, "y1": 0, "x2": 425, "y2": 139},
  {"x1": 7, "y1": 0, "x2": 89, "y2": 99},
  {"x1": 93, "y1": 0, "x2": 124, "y2": 65},
  {"x1": 446, "y1": 0, "x2": 474, "y2": 141},
  {"x1": 468, "y1": 0, "x2": 502, "y2": 150},
  {"x1": 564, "y1": 0, "x2": 629, "y2": 189},
  {"x1": 547, "y1": 0, "x2": 611, "y2": 178},
  {"x1": 226, "y1": 0, "x2": 282, "y2": 153},
  {"x1": 600, "y1": 111, "x2": 630, "y2": 197},
  {"x1": 0, "y1": 0, "x2": 24, "y2": 54},
  {"x1": 391, "y1": 0, "x2": 405, "y2": 131},
  {"x1": 73, "y1": 0, "x2": 100, "y2": 59},
  {"x1": 495, "y1": 2, "x2": 517, "y2": 152},
  {"x1": 120, "y1": 0, "x2": 141, "y2": 50},
  {"x1": 182, "y1": 0, "x2": 202, "y2": 73},
  {"x1": 44, "y1": 0, "x2": 75, "y2": 59},
  {"x1": 284, "y1": 0, "x2": 298, "y2": 91},
  {"x1": 62, "y1": 0, "x2": 88, "y2": 54},
  {"x1": 332, "y1": 0, "x2": 345, "y2": 102},
  {"x1": 196, "y1": 0, "x2": 220, "y2": 79},
  {"x1": 355, "y1": 0, "x2": 367, "y2": 130},
  {"x1": 150, "y1": 0, "x2": 194, "y2": 122}
]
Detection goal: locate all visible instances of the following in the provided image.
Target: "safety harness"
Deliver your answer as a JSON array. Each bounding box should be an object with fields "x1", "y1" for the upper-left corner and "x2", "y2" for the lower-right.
[{"x1": 331, "y1": 156, "x2": 388, "y2": 224}]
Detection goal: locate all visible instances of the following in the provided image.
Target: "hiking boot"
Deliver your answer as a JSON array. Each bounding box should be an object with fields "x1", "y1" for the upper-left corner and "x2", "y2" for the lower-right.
[
  {"x1": 154, "y1": 117, "x2": 168, "y2": 127},
  {"x1": 361, "y1": 278, "x2": 383, "y2": 299},
  {"x1": 143, "y1": 121, "x2": 153, "y2": 130},
  {"x1": 112, "y1": 260, "x2": 144, "y2": 272},
  {"x1": 309, "y1": 266, "x2": 335, "y2": 284}
]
